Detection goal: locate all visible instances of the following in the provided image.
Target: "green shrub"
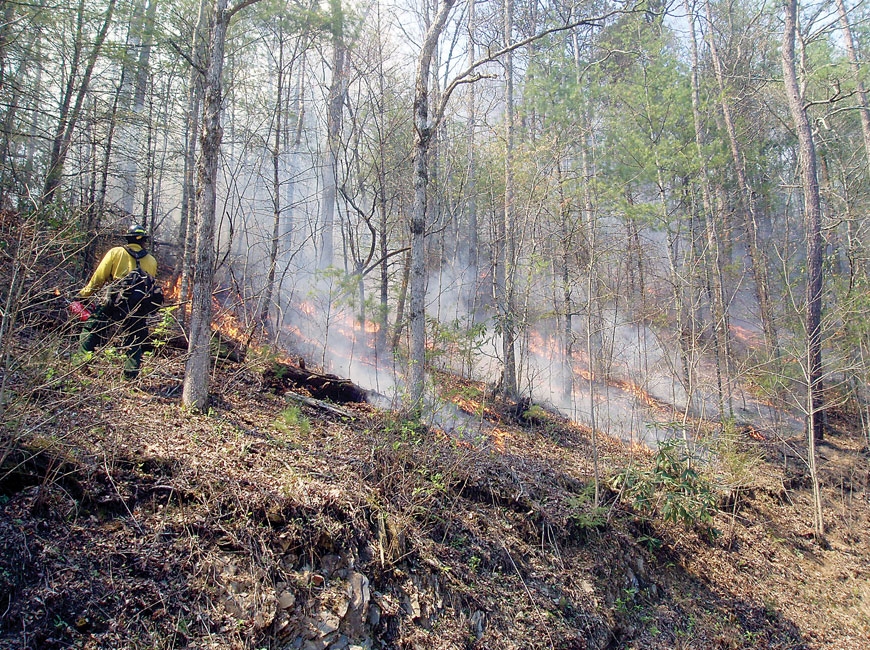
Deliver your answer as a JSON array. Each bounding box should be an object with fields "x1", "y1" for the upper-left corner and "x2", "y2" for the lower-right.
[{"x1": 611, "y1": 439, "x2": 719, "y2": 531}]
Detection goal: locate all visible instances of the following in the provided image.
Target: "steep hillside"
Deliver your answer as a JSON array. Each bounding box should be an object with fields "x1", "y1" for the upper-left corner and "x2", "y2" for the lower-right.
[{"x1": 1, "y1": 339, "x2": 868, "y2": 650}]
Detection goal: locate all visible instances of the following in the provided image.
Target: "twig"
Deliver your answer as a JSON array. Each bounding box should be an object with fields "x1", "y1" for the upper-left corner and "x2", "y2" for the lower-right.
[
  {"x1": 103, "y1": 457, "x2": 144, "y2": 535},
  {"x1": 500, "y1": 539, "x2": 556, "y2": 650}
]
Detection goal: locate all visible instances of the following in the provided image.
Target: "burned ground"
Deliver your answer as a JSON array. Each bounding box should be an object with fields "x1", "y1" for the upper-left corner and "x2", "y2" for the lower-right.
[{"x1": 1, "y1": 339, "x2": 869, "y2": 649}]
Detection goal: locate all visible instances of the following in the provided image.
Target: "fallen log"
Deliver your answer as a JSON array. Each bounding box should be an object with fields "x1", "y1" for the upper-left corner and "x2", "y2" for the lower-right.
[
  {"x1": 262, "y1": 361, "x2": 368, "y2": 404},
  {"x1": 284, "y1": 392, "x2": 355, "y2": 420}
]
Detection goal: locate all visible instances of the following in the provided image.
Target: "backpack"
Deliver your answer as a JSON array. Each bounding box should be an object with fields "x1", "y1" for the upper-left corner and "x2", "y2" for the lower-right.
[{"x1": 111, "y1": 247, "x2": 164, "y2": 317}]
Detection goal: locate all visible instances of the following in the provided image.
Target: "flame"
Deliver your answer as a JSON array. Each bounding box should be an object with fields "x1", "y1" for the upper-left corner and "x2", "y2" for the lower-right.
[
  {"x1": 731, "y1": 324, "x2": 762, "y2": 347},
  {"x1": 575, "y1": 366, "x2": 595, "y2": 382},
  {"x1": 363, "y1": 319, "x2": 380, "y2": 334},
  {"x1": 213, "y1": 307, "x2": 248, "y2": 341},
  {"x1": 165, "y1": 276, "x2": 182, "y2": 302},
  {"x1": 490, "y1": 426, "x2": 511, "y2": 452},
  {"x1": 612, "y1": 378, "x2": 660, "y2": 408}
]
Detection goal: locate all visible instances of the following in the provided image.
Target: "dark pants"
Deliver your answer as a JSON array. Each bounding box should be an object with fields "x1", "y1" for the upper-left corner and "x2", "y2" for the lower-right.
[{"x1": 79, "y1": 305, "x2": 149, "y2": 380}]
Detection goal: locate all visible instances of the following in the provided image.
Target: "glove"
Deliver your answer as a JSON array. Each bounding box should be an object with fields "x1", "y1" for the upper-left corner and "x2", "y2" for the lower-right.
[{"x1": 69, "y1": 300, "x2": 92, "y2": 321}]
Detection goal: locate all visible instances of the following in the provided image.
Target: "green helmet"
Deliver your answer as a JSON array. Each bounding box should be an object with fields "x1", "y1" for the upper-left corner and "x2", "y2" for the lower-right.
[{"x1": 126, "y1": 224, "x2": 148, "y2": 241}]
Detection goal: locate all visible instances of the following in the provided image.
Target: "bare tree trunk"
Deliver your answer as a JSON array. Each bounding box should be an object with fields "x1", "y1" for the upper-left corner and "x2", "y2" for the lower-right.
[
  {"x1": 409, "y1": 0, "x2": 457, "y2": 408},
  {"x1": 183, "y1": 0, "x2": 231, "y2": 410},
  {"x1": 177, "y1": 0, "x2": 209, "y2": 322},
  {"x1": 22, "y1": 34, "x2": 42, "y2": 197},
  {"x1": 706, "y1": 0, "x2": 777, "y2": 356},
  {"x1": 835, "y1": 0, "x2": 870, "y2": 164},
  {"x1": 118, "y1": 0, "x2": 157, "y2": 215},
  {"x1": 259, "y1": 32, "x2": 287, "y2": 330},
  {"x1": 556, "y1": 160, "x2": 573, "y2": 397},
  {"x1": 0, "y1": 54, "x2": 24, "y2": 206},
  {"x1": 83, "y1": 81, "x2": 124, "y2": 271},
  {"x1": 319, "y1": 0, "x2": 347, "y2": 269},
  {"x1": 42, "y1": 0, "x2": 117, "y2": 206},
  {"x1": 392, "y1": 250, "x2": 410, "y2": 351},
  {"x1": 686, "y1": 0, "x2": 731, "y2": 419},
  {"x1": 0, "y1": 0, "x2": 17, "y2": 95},
  {"x1": 498, "y1": 0, "x2": 517, "y2": 397},
  {"x1": 783, "y1": 0, "x2": 825, "y2": 444},
  {"x1": 783, "y1": 0, "x2": 825, "y2": 536},
  {"x1": 464, "y1": 0, "x2": 479, "y2": 319},
  {"x1": 375, "y1": 1, "x2": 389, "y2": 352}
]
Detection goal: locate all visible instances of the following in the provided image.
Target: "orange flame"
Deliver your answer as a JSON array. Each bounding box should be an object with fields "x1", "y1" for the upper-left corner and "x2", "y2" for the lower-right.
[
  {"x1": 731, "y1": 324, "x2": 762, "y2": 347},
  {"x1": 165, "y1": 276, "x2": 182, "y2": 302},
  {"x1": 213, "y1": 307, "x2": 248, "y2": 341},
  {"x1": 490, "y1": 426, "x2": 511, "y2": 452},
  {"x1": 612, "y1": 378, "x2": 660, "y2": 408}
]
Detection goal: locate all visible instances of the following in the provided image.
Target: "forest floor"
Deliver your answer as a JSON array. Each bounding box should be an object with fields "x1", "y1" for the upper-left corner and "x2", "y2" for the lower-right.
[{"x1": 1, "y1": 323, "x2": 869, "y2": 649}]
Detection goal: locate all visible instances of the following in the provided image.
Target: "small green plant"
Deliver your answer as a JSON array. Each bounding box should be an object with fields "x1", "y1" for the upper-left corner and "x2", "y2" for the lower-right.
[
  {"x1": 522, "y1": 404, "x2": 547, "y2": 421},
  {"x1": 467, "y1": 554, "x2": 481, "y2": 572},
  {"x1": 382, "y1": 414, "x2": 427, "y2": 446},
  {"x1": 150, "y1": 306, "x2": 178, "y2": 352},
  {"x1": 611, "y1": 439, "x2": 719, "y2": 531},
  {"x1": 566, "y1": 483, "x2": 608, "y2": 532},
  {"x1": 275, "y1": 406, "x2": 310, "y2": 436},
  {"x1": 638, "y1": 534, "x2": 662, "y2": 551},
  {"x1": 614, "y1": 587, "x2": 639, "y2": 615},
  {"x1": 449, "y1": 534, "x2": 468, "y2": 549}
]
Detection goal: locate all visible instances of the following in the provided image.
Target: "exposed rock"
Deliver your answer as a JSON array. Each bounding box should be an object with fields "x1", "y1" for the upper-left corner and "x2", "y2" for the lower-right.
[
  {"x1": 316, "y1": 610, "x2": 341, "y2": 636},
  {"x1": 279, "y1": 589, "x2": 297, "y2": 610},
  {"x1": 401, "y1": 587, "x2": 421, "y2": 619},
  {"x1": 367, "y1": 601, "x2": 381, "y2": 628},
  {"x1": 469, "y1": 609, "x2": 486, "y2": 639},
  {"x1": 342, "y1": 571, "x2": 370, "y2": 637}
]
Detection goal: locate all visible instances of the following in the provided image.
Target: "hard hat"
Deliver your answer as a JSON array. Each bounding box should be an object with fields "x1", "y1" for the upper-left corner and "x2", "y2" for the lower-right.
[{"x1": 126, "y1": 224, "x2": 148, "y2": 240}]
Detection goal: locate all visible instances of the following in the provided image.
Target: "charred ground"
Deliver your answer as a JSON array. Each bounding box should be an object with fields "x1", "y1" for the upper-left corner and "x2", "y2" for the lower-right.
[{"x1": 1, "y1": 330, "x2": 869, "y2": 650}]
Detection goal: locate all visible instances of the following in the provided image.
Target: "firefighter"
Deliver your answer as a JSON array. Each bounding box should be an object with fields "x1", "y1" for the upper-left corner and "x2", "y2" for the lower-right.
[{"x1": 77, "y1": 224, "x2": 159, "y2": 380}]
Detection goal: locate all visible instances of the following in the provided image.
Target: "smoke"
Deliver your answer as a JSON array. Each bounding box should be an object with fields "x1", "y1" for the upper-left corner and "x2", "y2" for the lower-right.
[{"x1": 213, "y1": 143, "x2": 803, "y2": 447}]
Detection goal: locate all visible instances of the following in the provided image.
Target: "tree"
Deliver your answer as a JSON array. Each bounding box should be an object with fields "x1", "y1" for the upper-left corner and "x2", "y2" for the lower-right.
[
  {"x1": 705, "y1": 0, "x2": 778, "y2": 357},
  {"x1": 42, "y1": 0, "x2": 117, "y2": 206},
  {"x1": 176, "y1": 0, "x2": 210, "y2": 325},
  {"x1": 318, "y1": 0, "x2": 349, "y2": 269},
  {"x1": 182, "y1": 0, "x2": 262, "y2": 410},
  {"x1": 497, "y1": 0, "x2": 518, "y2": 397},
  {"x1": 835, "y1": 0, "x2": 870, "y2": 165},
  {"x1": 117, "y1": 0, "x2": 159, "y2": 216},
  {"x1": 409, "y1": 0, "x2": 458, "y2": 409},
  {"x1": 782, "y1": 0, "x2": 825, "y2": 535}
]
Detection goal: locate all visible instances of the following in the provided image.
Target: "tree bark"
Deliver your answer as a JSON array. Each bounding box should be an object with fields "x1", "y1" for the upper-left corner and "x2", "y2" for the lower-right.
[
  {"x1": 318, "y1": 0, "x2": 347, "y2": 269},
  {"x1": 177, "y1": 0, "x2": 209, "y2": 325},
  {"x1": 782, "y1": 0, "x2": 825, "y2": 444},
  {"x1": 118, "y1": 0, "x2": 158, "y2": 216},
  {"x1": 706, "y1": 0, "x2": 777, "y2": 356},
  {"x1": 183, "y1": 0, "x2": 231, "y2": 410},
  {"x1": 409, "y1": 0, "x2": 457, "y2": 409},
  {"x1": 498, "y1": 0, "x2": 518, "y2": 398},
  {"x1": 783, "y1": 0, "x2": 825, "y2": 539},
  {"x1": 461, "y1": 0, "x2": 480, "y2": 338},
  {"x1": 259, "y1": 31, "x2": 287, "y2": 331},
  {"x1": 686, "y1": 0, "x2": 731, "y2": 419}
]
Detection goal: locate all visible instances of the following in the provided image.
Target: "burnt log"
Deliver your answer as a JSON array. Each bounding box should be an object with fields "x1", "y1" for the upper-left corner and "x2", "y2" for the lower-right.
[{"x1": 262, "y1": 361, "x2": 367, "y2": 404}]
